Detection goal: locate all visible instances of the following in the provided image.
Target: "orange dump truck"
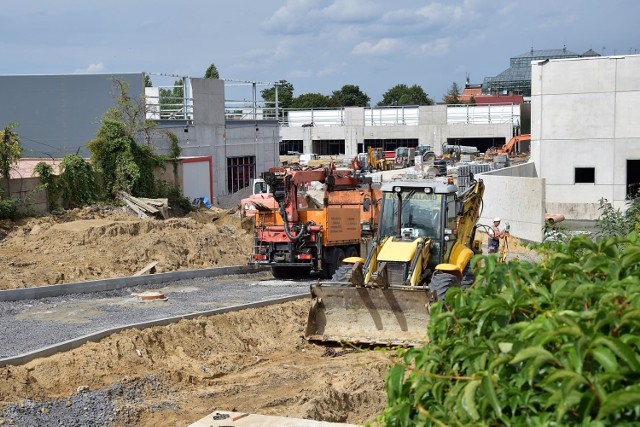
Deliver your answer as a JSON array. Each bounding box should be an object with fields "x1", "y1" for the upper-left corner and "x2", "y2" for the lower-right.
[{"x1": 251, "y1": 164, "x2": 380, "y2": 280}]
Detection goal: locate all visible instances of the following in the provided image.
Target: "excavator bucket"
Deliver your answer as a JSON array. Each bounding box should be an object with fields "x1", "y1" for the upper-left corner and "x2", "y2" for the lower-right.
[{"x1": 304, "y1": 283, "x2": 433, "y2": 347}]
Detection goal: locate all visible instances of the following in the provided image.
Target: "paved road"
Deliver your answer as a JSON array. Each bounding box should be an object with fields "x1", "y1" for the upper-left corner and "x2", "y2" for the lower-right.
[{"x1": 0, "y1": 271, "x2": 312, "y2": 359}]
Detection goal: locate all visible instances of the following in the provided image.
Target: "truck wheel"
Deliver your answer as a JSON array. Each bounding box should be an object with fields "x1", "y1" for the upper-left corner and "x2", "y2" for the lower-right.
[
  {"x1": 272, "y1": 266, "x2": 311, "y2": 279},
  {"x1": 271, "y1": 266, "x2": 286, "y2": 279},
  {"x1": 345, "y1": 246, "x2": 358, "y2": 258},
  {"x1": 321, "y1": 247, "x2": 345, "y2": 279},
  {"x1": 333, "y1": 248, "x2": 345, "y2": 267},
  {"x1": 429, "y1": 272, "x2": 460, "y2": 301}
]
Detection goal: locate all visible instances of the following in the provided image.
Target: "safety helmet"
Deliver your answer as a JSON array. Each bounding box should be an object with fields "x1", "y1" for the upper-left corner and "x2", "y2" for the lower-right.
[{"x1": 493, "y1": 217, "x2": 501, "y2": 223}]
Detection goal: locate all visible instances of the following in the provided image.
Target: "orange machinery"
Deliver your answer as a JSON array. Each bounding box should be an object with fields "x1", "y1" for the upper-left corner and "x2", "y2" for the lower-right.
[
  {"x1": 498, "y1": 134, "x2": 531, "y2": 156},
  {"x1": 251, "y1": 164, "x2": 380, "y2": 280}
]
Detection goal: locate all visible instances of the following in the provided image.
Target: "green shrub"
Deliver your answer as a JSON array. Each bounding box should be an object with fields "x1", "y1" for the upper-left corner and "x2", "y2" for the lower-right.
[
  {"x1": 0, "y1": 195, "x2": 17, "y2": 220},
  {"x1": 597, "y1": 197, "x2": 640, "y2": 239},
  {"x1": 88, "y1": 120, "x2": 163, "y2": 198},
  {"x1": 381, "y1": 233, "x2": 640, "y2": 426},
  {"x1": 155, "y1": 180, "x2": 195, "y2": 216},
  {"x1": 33, "y1": 161, "x2": 61, "y2": 210},
  {"x1": 58, "y1": 154, "x2": 98, "y2": 209}
]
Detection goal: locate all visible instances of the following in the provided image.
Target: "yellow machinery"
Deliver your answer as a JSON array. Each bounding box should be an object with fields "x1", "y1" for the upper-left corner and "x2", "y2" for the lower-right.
[
  {"x1": 305, "y1": 178, "x2": 485, "y2": 346},
  {"x1": 366, "y1": 147, "x2": 393, "y2": 171}
]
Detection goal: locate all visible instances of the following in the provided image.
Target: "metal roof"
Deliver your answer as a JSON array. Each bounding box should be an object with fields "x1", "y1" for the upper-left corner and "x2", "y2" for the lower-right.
[{"x1": 514, "y1": 48, "x2": 579, "y2": 58}]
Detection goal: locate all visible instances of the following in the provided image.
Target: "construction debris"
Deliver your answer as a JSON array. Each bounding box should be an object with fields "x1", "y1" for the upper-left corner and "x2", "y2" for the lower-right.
[
  {"x1": 118, "y1": 191, "x2": 169, "y2": 219},
  {"x1": 133, "y1": 261, "x2": 158, "y2": 276}
]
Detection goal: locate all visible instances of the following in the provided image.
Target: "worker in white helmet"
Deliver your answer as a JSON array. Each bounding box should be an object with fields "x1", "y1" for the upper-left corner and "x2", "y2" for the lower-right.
[{"x1": 488, "y1": 217, "x2": 506, "y2": 254}]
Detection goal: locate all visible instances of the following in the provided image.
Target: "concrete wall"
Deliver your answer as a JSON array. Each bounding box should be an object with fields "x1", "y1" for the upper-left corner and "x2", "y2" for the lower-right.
[
  {"x1": 1, "y1": 177, "x2": 49, "y2": 215},
  {"x1": 281, "y1": 104, "x2": 513, "y2": 156},
  {"x1": 531, "y1": 55, "x2": 640, "y2": 219},
  {"x1": 0, "y1": 73, "x2": 144, "y2": 157},
  {"x1": 151, "y1": 78, "x2": 279, "y2": 201},
  {"x1": 477, "y1": 162, "x2": 545, "y2": 242}
]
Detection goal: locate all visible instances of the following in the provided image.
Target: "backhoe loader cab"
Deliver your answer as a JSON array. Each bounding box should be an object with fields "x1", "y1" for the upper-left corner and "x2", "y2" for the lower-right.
[
  {"x1": 377, "y1": 181, "x2": 457, "y2": 268},
  {"x1": 305, "y1": 178, "x2": 484, "y2": 346}
]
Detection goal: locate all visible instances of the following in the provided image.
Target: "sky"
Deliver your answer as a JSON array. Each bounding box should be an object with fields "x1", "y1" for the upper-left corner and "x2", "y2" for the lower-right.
[{"x1": 2, "y1": 0, "x2": 639, "y2": 105}]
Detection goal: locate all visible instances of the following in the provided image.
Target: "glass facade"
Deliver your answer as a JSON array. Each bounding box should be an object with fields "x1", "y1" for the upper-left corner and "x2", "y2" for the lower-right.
[{"x1": 482, "y1": 48, "x2": 599, "y2": 96}]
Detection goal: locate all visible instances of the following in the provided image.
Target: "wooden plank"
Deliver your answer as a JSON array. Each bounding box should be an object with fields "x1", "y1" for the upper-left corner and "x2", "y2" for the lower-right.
[
  {"x1": 119, "y1": 192, "x2": 160, "y2": 214},
  {"x1": 122, "y1": 198, "x2": 147, "y2": 218},
  {"x1": 133, "y1": 261, "x2": 158, "y2": 276},
  {"x1": 139, "y1": 197, "x2": 168, "y2": 207}
]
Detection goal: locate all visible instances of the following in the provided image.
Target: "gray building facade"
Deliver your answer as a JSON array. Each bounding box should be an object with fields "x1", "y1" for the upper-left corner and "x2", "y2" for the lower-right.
[{"x1": 0, "y1": 73, "x2": 279, "y2": 203}]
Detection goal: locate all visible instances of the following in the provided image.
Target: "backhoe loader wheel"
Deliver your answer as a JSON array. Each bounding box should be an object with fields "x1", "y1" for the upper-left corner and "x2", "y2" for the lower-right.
[
  {"x1": 461, "y1": 264, "x2": 475, "y2": 290},
  {"x1": 331, "y1": 264, "x2": 352, "y2": 282},
  {"x1": 430, "y1": 272, "x2": 460, "y2": 301}
]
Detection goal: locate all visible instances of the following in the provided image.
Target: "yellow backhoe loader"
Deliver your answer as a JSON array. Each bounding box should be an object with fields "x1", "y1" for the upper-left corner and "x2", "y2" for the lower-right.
[{"x1": 305, "y1": 177, "x2": 485, "y2": 346}]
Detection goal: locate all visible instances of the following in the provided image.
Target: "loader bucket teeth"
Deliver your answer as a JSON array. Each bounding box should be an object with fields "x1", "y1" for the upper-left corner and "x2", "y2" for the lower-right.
[
  {"x1": 304, "y1": 283, "x2": 431, "y2": 347},
  {"x1": 348, "y1": 261, "x2": 365, "y2": 287}
]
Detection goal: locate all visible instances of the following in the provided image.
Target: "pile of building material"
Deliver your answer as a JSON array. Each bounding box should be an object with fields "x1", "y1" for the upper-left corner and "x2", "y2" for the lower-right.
[{"x1": 118, "y1": 191, "x2": 169, "y2": 219}]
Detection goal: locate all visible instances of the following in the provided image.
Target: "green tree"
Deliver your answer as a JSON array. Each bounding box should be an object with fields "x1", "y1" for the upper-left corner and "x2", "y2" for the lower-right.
[
  {"x1": 105, "y1": 78, "x2": 156, "y2": 145},
  {"x1": 378, "y1": 84, "x2": 433, "y2": 106},
  {"x1": 443, "y1": 81, "x2": 461, "y2": 104},
  {"x1": 204, "y1": 63, "x2": 220, "y2": 79},
  {"x1": 291, "y1": 93, "x2": 337, "y2": 109},
  {"x1": 0, "y1": 123, "x2": 20, "y2": 219},
  {"x1": 159, "y1": 79, "x2": 185, "y2": 120},
  {"x1": 331, "y1": 84, "x2": 370, "y2": 107},
  {"x1": 88, "y1": 120, "x2": 161, "y2": 198},
  {"x1": 1, "y1": 123, "x2": 22, "y2": 180},
  {"x1": 261, "y1": 80, "x2": 295, "y2": 109},
  {"x1": 144, "y1": 74, "x2": 153, "y2": 87}
]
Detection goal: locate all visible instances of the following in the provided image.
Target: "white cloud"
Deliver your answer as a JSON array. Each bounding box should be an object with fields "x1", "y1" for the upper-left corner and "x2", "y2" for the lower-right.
[
  {"x1": 419, "y1": 37, "x2": 452, "y2": 56},
  {"x1": 316, "y1": 63, "x2": 344, "y2": 77},
  {"x1": 73, "y1": 63, "x2": 106, "y2": 74},
  {"x1": 262, "y1": 0, "x2": 323, "y2": 34},
  {"x1": 352, "y1": 38, "x2": 401, "y2": 55},
  {"x1": 320, "y1": 0, "x2": 380, "y2": 22},
  {"x1": 416, "y1": 2, "x2": 463, "y2": 27},
  {"x1": 289, "y1": 63, "x2": 344, "y2": 79},
  {"x1": 289, "y1": 69, "x2": 315, "y2": 79}
]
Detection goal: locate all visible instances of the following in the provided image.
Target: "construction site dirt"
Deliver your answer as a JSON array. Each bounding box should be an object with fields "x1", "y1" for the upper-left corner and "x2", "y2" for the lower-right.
[{"x1": 0, "y1": 207, "x2": 393, "y2": 426}]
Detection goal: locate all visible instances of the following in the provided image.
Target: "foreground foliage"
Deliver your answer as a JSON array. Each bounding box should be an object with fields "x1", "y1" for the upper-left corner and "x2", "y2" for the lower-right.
[
  {"x1": 381, "y1": 233, "x2": 640, "y2": 426},
  {"x1": 597, "y1": 197, "x2": 640, "y2": 239}
]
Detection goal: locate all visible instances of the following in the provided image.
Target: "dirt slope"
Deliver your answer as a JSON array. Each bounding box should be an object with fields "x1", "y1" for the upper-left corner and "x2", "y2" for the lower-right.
[
  {"x1": 0, "y1": 207, "x2": 395, "y2": 426},
  {"x1": 0, "y1": 206, "x2": 254, "y2": 289},
  {"x1": 0, "y1": 300, "x2": 393, "y2": 426}
]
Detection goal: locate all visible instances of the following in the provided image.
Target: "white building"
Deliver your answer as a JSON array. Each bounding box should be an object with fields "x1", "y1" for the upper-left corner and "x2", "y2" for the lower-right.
[
  {"x1": 531, "y1": 54, "x2": 640, "y2": 219},
  {"x1": 279, "y1": 104, "x2": 521, "y2": 157}
]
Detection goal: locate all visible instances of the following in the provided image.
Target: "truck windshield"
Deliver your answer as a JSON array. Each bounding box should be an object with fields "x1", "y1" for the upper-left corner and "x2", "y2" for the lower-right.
[
  {"x1": 396, "y1": 148, "x2": 408, "y2": 156},
  {"x1": 254, "y1": 181, "x2": 269, "y2": 194},
  {"x1": 379, "y1": 190, "x2": 444, "y2": 239}
]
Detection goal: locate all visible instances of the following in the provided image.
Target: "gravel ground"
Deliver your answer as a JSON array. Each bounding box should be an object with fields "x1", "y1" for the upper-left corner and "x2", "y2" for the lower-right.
[
  {"x1": 1, "y1": 374, "x2": 176, "y2": 427},
  {"x1": 0, "y1": 271, "x2": 311, "y2": 360}
]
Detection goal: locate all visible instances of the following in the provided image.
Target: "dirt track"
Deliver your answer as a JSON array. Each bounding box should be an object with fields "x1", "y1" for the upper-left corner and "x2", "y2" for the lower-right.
[{"x1": 0, "y1": 208, "x2": 394, "y2": 426}]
